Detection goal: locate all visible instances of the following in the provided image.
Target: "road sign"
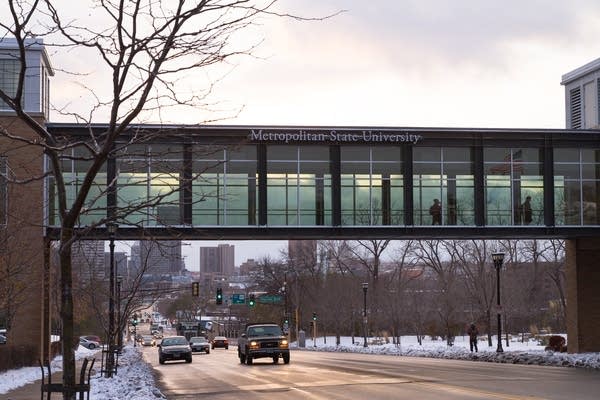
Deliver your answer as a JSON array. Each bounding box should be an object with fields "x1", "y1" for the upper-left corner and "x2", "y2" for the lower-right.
[
  {"x1": 231, "y1": 293, "x2": 246, "y2": 304},
  {"x1": 257, "y1": 295, "x2": 283, "y2": 304}
]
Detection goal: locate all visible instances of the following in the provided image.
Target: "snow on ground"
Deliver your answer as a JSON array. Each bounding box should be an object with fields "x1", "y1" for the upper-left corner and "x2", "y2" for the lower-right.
[
  {"x1": 302, "y1": 334, "x2": 600, "y2": 369},
  {"x1": 1, "y1": 335, "x2": 599, "y2": 399}
]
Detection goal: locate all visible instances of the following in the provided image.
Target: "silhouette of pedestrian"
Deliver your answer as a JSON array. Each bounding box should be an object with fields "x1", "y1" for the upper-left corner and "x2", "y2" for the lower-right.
[
  {"x1": 522, "y1": 196, "x2": 532, "y2": 225},
  {"x1": 467, "y1": 323, "x2": 479, "y2": 352},
  {"x1": 429, "y1": 199, "x2": 442, "y2": 225}
]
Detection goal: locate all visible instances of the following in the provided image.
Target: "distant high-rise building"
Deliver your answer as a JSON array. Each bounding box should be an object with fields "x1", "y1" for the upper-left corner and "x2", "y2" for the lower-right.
[
  {"x1": 72, "y1": 241, "x2": 105, "y2": 283},
  {"x1": 70, "y1": 240, "x2": 128, "y2": 284},
  {"x1": 239, "y1": 258, "x2": 257, "y2": 276},
  {"x1": 104, "y1": 251, "x2": 129, "y2": 281},
  {"x1": 199, "y1": 244, "x2": 235, "y2": 278},
  {"x1": 288, "y1": 240, "x2": 317, "y2": 263},
  {"x1": 132, "y1": 240, "x2": 184, "y2": 278}
]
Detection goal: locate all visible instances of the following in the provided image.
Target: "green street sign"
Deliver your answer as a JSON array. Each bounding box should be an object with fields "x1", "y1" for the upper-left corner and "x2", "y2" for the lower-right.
[
  {"x1": 231, "y1": 293, "x2": 246, "y2": 304},
  {"x1": 257, "y1": 295, "x2": 283, "y2": 304}
]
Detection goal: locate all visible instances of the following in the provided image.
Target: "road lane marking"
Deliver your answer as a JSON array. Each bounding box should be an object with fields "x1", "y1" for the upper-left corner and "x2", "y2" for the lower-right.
[{"x1": 415, "y1": 382, "x2": 550, "y2": 400}]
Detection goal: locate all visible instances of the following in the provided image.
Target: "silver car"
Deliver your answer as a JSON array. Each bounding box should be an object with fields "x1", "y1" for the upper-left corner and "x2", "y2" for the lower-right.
[
  {"x1": 189, "y1": 336, "x2": 210, "y2": 354},
  {"x1": 140, "y1": 335, "x2": 156, "y2": 346},
  {"x1": 79, "y1": 336, "x2": 100, "y2": 349}
]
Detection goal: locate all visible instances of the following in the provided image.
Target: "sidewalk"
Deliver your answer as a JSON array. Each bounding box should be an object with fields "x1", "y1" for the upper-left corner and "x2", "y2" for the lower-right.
[
  {"x1": 4, "y1": 357, "x2": 97, "y2": 400},
  {"x1": 4, "y1": 379, "x2": 44, "y2": 400}
]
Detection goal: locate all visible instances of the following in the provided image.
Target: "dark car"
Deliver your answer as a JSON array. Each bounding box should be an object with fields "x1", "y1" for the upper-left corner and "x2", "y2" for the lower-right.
[
  {"x1": 238, "y1": 323, "x2": 289, "y2": 365},
  {"x1": 158, "y1": 336, "x2": 192, "y2": 364},
  {"x1": 189, "y1": 336, "x2": 210, "y2": 354},
  {"x1": 0, "y1": 334, "x2": 6, "y2": 344},
  {"x1": 212, "y1": 336, "x2": 229, "y2": 349}
]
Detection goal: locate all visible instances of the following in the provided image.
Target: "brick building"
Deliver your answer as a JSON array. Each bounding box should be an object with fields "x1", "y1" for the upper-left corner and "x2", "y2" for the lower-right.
[{"x1": 0, "y1": 38, "x2": 53, "y2": 361}]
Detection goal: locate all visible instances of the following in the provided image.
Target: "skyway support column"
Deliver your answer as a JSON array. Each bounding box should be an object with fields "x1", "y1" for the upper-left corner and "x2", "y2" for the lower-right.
[{"x1": 566, "y1": 238, "x2": 600, "y2": 353}]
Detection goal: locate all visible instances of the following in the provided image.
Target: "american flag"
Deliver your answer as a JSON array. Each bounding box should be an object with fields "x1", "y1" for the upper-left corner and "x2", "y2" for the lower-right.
[{"x1": 489, "y1": 149, "x2": 524, "y2": 175}]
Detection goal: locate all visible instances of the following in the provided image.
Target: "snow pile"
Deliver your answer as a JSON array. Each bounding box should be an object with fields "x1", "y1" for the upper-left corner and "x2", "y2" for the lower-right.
[
  {"x1": 0, "y1": 345, "x2": 165, "y2": 399},
  {"x1": 89, "y1": 346, "x2": 166, "y2": 400},
  {"x1": 297, "y1": 335, "x2": 600, "y2": 370}
]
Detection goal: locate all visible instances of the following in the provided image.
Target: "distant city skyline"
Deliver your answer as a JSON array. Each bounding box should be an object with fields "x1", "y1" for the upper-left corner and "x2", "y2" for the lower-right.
[{"x1": 183, "y1": 240, "x2": 288, "y2": 271}]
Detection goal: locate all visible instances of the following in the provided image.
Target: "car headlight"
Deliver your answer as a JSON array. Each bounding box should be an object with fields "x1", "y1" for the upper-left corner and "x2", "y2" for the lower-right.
[
  {"x1": 279, "y1": 339, "x2": 289, "y2": 348},
  {"x1": 249, "y1": 340, "x2": 259, "y2": 349}
]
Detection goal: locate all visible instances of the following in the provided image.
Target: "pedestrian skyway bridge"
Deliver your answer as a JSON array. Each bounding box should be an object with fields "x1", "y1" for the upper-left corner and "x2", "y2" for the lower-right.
[{"x1": 44, "y1": 124, "x2": 600, "y2": 241}]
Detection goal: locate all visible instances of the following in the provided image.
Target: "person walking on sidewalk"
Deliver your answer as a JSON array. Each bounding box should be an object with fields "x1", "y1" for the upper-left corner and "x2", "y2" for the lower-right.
[{"x1": 468, "y1": 323, "x2": 479, "y2": 352}]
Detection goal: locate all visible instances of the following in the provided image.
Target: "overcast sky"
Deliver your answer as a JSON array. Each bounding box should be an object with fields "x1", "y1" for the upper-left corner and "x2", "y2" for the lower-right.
[
  {"x1": 39, "y1": 0, "x2": 600, "y2": 129},
  {"x1": 9, "y1": 0, "x2": 600, "y2": 267}
]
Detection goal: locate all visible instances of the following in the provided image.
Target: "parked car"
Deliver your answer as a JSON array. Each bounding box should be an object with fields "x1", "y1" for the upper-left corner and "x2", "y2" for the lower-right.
[
  {"x1": 140, "y1": 335, "x2": 156, "y2": 346},
  {"x1": 189, "y1": 336, "x2": 210, "y2": 354},
  {"x1": 212, "y1": 336, "x2": 229, "y2": 349},
  {"x1": 81, "y1": 335, "x2": 102, "y2": 344},
  {"x1": 79, "y1": 336, "x2": 100, "y2": 350},
  {"x1": 158, "y1": 336, "x2": 192, "y2": 364},
  {"x1": 0, "y1": 334, "x2": 6, "y2": 344}
]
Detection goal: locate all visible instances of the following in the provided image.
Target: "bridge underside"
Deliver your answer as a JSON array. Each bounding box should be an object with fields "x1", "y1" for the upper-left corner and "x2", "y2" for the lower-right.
[{"x1": 45, "y1": 226, "x2": 600, "y2": 241}]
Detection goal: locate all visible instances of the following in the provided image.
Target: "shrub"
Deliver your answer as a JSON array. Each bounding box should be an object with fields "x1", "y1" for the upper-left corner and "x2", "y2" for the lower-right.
[{"x1": 544, "y1": 335, "x2": 567, "y2": 352}]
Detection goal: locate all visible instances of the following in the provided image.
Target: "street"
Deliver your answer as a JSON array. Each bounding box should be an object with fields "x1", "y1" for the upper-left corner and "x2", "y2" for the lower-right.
[{"x1": 141, "y1": 344, "x2": 600, "y2": 400}]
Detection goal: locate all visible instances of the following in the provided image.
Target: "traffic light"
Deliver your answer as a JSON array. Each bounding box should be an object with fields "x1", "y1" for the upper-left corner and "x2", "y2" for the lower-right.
[
  {"x1": 216, "y1": 288, "x2": 223, "y2": 305},
  {"x1": 248, "y1": 294, "x2": 255, "y2": 307},
  {"x1": 131, "y1": 313, "x2": 138, "y2": 326},
  {"x1": 312, "y1": 312, "x2": 317, "y2": 321},
  {"x1": 192, "y1": 281, "x2": 199, "y2": 297}
]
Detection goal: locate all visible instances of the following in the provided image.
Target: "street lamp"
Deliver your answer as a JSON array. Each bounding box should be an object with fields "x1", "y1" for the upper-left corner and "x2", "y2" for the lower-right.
[
  {"x1": 116, "y1": 275, "x2": 123, "y2": 352},
  {"x1": 491, "y1": 251, "x2": 505, "y2": 353},
  {"x1": 362, "y1": 282, "x2": 368, "y2": 348},
  {"x1": 107, "y1": 222, "x2": 117, "y2": 377}
]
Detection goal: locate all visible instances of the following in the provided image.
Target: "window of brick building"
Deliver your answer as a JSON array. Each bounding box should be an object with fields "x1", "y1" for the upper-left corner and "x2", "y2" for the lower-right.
[{"x1": 0, "y1": 59, "x2": 20, "y2": 110}]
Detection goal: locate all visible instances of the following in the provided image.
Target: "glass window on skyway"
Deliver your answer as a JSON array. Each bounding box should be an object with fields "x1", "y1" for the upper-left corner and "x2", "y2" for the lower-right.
[
  {"x1": 191, "y1": 145, "x2": 257, "y2": 226},
  {"x1": 484, "y1": 147, "x2": 543, "y2": 226},
  {"x1": 554, "y1": 148, "x2": 600, "y2": 226},
  {"x1": 341, "y1": 146, "x2": 403, "y2": 226},
  {"x1": 267, "y1": 145, "x2": 331, "y2": 226},
  {"x1": 413, "y1": 147, "x2": 474, "y2": 226},
  {"x1": 52, "y1": 146, "x2": 107, "y2": 226},
  {"x1": 116, "y1": 144, "x2": 182, "y2": 226}
]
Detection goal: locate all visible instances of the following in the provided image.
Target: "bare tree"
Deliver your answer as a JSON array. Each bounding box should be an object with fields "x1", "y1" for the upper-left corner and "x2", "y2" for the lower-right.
[
  {"x1": 383, "y1": 240, "x2": 418, "y2": 345},
  {"x1": 451, "y1": 240, "x2": 495, "y2": 346},
  {"x1": 322, "y1": 240, "x2": 356, "y2": 276},
  {"x1": 539, "y1": 240, "x2": 566, "y2": 330},
  {"x1": 347, "y1": 239, "x2": 391, "y2": 336},
  {"x1": 411, "y1": 240, "x2": 463, "y2": 345},
  {"x1": 0, "y1": 1, "x2": 331, "y2": 397}
]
